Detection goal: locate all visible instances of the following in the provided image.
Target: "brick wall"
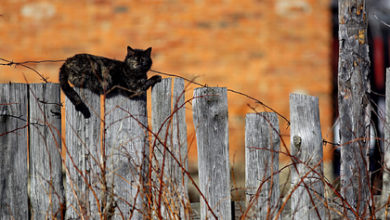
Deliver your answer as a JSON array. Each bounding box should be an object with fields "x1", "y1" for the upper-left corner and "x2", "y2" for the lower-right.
[{"x1": 0, "y1": 0, "x2": 332, "y2": 162}]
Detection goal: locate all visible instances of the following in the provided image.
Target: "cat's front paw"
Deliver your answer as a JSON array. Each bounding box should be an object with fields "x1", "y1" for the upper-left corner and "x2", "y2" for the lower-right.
[
  {"x1": 151, "y1": 75, "x2": 162, "y2": 83},
  {"x1": 144, "y1": 75, "x2": 163, "y2": 90}
]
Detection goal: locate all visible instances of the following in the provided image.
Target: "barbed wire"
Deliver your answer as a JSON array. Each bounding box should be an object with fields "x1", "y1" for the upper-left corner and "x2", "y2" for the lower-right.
[
  {"x1": 150, "y1": 69, "x2": 290, "y2": 125},
  {"x1": 0, "y1": 58, "x2": 344, "y2": 146},
  {"x1": 0, "y1": 57, "x2": 346, "y2": 148},
  {"x1": 0, "y1": 58, "x2": 66, "y2": 82},
  {"x1": 0, "y1": 57, "x2": 290, "y2": 125},
  {"x1": 0, "y1": 58, "x2": 66, "y2": 66}
]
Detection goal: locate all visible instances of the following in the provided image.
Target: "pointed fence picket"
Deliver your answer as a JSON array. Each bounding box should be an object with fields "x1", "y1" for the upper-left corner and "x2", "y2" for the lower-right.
[{"x1": 1, "y1": 78, "x2": 382, "y2": 219}]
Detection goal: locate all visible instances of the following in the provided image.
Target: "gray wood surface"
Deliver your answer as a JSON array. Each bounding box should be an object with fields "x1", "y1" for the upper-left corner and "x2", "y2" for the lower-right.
[
  {"x1": 29, "y1": 83, "x2": 64, "y2": 219},
  {"x1": 151, "y1": 78, "x2": 175, "y2": 218},
  {"x1": 64, "y1": 88, "x2": 101, "y2": 219},
  {"x1": 192, "y1": 87, "x2": 231, "y2": 220},
  {"x1": 105, "y1": 93, "x2": 149, "y2": 219},
  {"x1": 150, "y1": 78, "x2": 190, "y2": 219},
  {"x1": 2, "y1": 79, "x2": 379, "y2": 219},
  {"x1": 172, "y1": 78, "x2": 190, "y2": 218},
  {"x1": 151, "y1": 78, "x2": 172, "y2": 170},
  {"x1": 382, "y1": 68, "x2": 390, "y2": 219},
  {"x1": 245, "y1": 112, "x2": 280, "y2": 219},
  {"x1": 338, "y1": 1, "x2": 370, "y2": 217},
  {"x1": 289, "y1": 93, "x2": 325, "y2": 220},
  {"x1": 0, "y1": 83, "x2": 29, "y2": 220}
]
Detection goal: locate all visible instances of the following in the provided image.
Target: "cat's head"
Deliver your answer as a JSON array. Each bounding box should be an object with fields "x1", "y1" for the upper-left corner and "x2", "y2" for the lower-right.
[{"x1": 125, "y1": 46, "x2": 152, "y2": 72}]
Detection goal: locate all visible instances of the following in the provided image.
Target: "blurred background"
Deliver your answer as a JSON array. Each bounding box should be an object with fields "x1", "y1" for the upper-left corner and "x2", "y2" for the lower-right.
[{"x1": 1, "y1": 0, "x2": 389, "y2": 199}]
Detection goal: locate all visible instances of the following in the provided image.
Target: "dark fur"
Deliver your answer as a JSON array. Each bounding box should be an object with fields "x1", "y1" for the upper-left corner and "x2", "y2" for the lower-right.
[{"x1": 59, "y1": 46, "x2": 161, "y2": 118}]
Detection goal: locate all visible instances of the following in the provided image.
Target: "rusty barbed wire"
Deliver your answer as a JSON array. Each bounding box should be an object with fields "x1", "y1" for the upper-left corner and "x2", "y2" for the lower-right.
[
  {"x1": 150, "y1": 69, "x2": 291, "y2": 125},
  {"x1": 0, "y1": 58, "x2": 66, "y2": 82},
  {"x1": 0, "y1": 57, "x2": 341, "y2": 147},
  {"x1": 0, "y1": 57, "x2": 290, "y2": 125}
]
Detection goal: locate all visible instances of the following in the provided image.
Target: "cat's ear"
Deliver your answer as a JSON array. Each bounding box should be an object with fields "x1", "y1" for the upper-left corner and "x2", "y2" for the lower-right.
[
  {"x1": 127, "y1": 46, "x2": 135, "y2": 55},
  {"x1": 145, "y1": 47, "x2": 152, "y2": 56}
]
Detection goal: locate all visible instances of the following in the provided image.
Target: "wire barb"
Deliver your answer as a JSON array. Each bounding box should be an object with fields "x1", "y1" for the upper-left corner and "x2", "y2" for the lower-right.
[
  {"x1": 0, "y1": 58, "x2": 66, "y2": 83},
  {"x1": 150, "y1": 69, "x2": 290, "y2": 125}
]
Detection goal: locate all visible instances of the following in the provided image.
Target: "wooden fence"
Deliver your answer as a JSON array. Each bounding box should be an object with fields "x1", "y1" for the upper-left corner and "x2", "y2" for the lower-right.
[{"x1": 0, "y1": 77, "x2": 387, "y2": 219}]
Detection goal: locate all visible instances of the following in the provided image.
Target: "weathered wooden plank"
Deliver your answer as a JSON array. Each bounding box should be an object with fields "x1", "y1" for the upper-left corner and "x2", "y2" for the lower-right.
[
  {"x1": 150, "y1": 78, "x2": 190, "y2": 218},
  {"x1": 338, "y1": 0, "x2": 370, "y2": 217},
  {"x1": 245, "y1": 112, "x2": 280, "y2": 219},
  {"x1": 105, "y1": 93, "x2": 149, "y2": 219},
  {"x1": 0, "y1": 83, "x2": 29, "y2": 220},
  {"x1": 29, "y1": 83, "x2": 64, "y2": 219},
  {"x1": 64, "y1": 88, "x2": 101, "y2": 219},
  {"x1": 192, "y1": 87, "x2": 231, "y2": 220},
  {"x1": 382, "y1": 67, "x2": 390, "y2": 219},
  {"x1": 172, "y1": 78, "x2": 190, "y2": 218},
  {"x1": 151, "y1": 78, "x2": 172, "y2": 166},
  {"x1": 289, "y1": 93, "x2": 325, "y2": 220},
  {"x1": 151, "y1": 78, "x2": 175, "y2": 218}
]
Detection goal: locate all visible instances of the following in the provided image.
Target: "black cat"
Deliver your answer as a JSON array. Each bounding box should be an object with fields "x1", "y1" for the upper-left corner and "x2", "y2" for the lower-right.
[{"x1": 59, "y1": 46, "x2": 161, "y2": 118}]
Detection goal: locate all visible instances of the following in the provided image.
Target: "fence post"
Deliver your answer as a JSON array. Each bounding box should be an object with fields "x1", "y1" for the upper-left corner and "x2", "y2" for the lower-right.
[
  {"x1": 0, "y1": 83, "x2": 29, "y2": 219},
  {"x1": 172, "y1": 78, "x2": 190, "y2": 218},
  {"x1": 289, "y1": 93, "x2": 325, "y2": 219},
  {"x1": 29, "y1": 83, "x2": 64, "y2": 219},
  {"x1": 151, "y1": 78, "x2": 176, "y2": 218},
  {"x1": 105, "y1": 92, "x2": 149, "y2": 219},
  {"x1": 338, "y1": 1, "x2": 370, "y2": 217},
  {"x1": 65, "y1": 88, "x2": 101, "y2": 219},
  {"x1": 193, "y1": 87, "x2": 231, "y2": 220},
  {"x1": 382, "y1": 67, "x2": 390, "y2": 218},
  {"x1": 245, "y1": 112, "x2": 280, "y2": 219},
  {"x1": 151, "y1": 78, "x2": 190, "y2": 219}
]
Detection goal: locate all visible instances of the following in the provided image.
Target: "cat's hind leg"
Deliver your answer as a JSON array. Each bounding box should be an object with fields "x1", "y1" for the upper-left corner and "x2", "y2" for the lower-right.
[{"x1": 60, "y1": 66, "x2": 91, "y2": 118}]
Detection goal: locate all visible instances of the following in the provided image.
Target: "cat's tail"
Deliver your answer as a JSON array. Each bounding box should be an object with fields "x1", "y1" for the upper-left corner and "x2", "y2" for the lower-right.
[{"x1": 59, "y1": 65, "x2": 91, "y2": 118}]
